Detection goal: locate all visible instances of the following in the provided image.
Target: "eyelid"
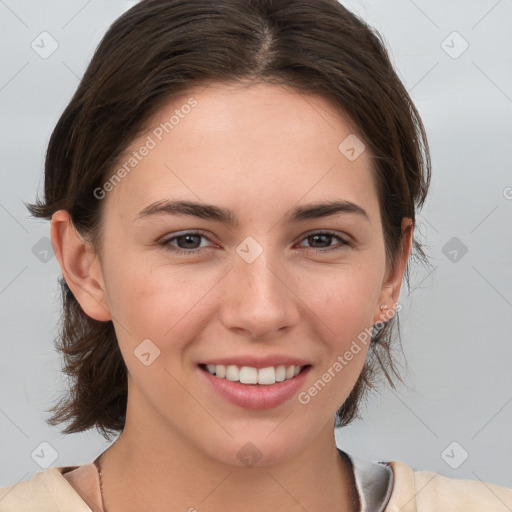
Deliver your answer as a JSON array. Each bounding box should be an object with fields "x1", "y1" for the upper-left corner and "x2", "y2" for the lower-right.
[
  {"x1": 298, "y1": 229, "x2": 351, "y2": 244},
  {"x1": 160, "y1": 229, "x2": 212, "y2": 241},
  {"x1": 159, "y1": 229, "x2": 215, "y2": 249},
  {"x1": 295, "y1": 230, "x2": 352, "y2": 251}
]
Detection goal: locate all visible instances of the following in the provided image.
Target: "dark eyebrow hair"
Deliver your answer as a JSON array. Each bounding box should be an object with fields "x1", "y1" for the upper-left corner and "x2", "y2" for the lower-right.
[{"x1": 134, "y1": 199, "x2": 369, "y2": 224}]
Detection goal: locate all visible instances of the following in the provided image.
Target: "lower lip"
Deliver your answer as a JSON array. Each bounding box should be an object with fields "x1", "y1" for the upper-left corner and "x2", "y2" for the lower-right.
[{"x1": 198, "y1": 365, "x2": 311, "y2": 410}]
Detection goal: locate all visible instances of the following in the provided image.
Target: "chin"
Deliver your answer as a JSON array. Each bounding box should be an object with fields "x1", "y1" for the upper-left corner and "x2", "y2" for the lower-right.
[{"x1": 202, "y1": 429, "x2": 309, "y2": 469}]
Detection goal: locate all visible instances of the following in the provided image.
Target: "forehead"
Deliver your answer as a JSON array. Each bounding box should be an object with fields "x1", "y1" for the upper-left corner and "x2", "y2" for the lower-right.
[{"x1": 103, "y1": 82, "x2": 379, "y2": 222}]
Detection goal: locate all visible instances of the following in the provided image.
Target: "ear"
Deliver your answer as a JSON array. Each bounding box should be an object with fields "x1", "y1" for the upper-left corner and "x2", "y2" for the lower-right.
[
  {"x1": 50, "y1": 210, "x2": 112, "y2": 322},
  {"x1": 373, "y1": 218, "x2": 413, "y2": 324}
]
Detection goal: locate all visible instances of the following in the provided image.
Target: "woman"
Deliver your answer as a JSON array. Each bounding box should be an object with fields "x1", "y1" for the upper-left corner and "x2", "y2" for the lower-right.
[{"x1": 1, "y1": 0, "x2": 511, "y2": 511}]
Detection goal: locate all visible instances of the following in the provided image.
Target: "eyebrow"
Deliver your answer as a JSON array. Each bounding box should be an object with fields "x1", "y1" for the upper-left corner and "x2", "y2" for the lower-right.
[{"x1": 135, "y1": 199, "x2": 370, "y2": 224}]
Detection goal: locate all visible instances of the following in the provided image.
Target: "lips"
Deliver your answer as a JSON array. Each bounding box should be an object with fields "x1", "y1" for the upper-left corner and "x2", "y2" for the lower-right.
[{"x1": 198, "y1": 363, "x2": 312, "y2": 410}]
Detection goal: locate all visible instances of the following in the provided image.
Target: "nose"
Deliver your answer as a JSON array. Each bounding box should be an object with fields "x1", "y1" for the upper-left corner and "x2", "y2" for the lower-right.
[{"x1": 218, "y1": 248, "x2": 301, "y2": 340}]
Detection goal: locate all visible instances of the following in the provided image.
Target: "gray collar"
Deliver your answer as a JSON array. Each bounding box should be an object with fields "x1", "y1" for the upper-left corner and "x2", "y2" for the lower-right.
[{"x1": 337, "y1": 448, "x2": 394, "y2": 512}]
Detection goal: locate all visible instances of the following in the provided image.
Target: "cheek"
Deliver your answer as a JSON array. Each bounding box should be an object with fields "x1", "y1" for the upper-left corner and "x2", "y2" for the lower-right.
[
  {"x1": 296, "y1": 261, "x2": 381, "y2": 379},
  {"x1": 300, "y1": 261, "x2": 383, "y2": 333},
  {"x1": 103, "y1": 253, "x2": 222, "y2": 346}
]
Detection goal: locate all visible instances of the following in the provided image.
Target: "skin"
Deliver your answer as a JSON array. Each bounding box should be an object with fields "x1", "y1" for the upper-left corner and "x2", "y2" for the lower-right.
[{"x1": 51, "y1": 82, "x2": 412, "y2": 512}]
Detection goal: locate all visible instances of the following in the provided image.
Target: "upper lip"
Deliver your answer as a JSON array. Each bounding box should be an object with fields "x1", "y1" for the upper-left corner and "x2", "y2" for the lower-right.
[{"x1": 199, "y1": 355, "x2": 311, "y2": 369}]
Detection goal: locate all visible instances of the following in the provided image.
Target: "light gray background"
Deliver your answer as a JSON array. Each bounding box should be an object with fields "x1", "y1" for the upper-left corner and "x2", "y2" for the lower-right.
[{"x1": 1, "y1": 0, "x2": 511, "y2": 490}]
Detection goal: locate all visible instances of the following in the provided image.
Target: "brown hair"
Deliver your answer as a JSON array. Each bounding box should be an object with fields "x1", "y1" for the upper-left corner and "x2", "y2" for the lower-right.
[{"x1": 27, "y1": 0, "x2": 431, "y2": 441}]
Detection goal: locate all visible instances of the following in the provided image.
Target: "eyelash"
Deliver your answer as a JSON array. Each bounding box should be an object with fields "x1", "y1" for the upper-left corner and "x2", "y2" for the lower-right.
[{"x1": 159, "y1": 230, "x2": 351, "y2": 255}]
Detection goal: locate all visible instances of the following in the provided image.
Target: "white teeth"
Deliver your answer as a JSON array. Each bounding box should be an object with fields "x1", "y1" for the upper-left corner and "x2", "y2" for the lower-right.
[
  {"x1": 239, "y1": 366, "x2": 258, "y2": 384},
  {"x1": 204, "y1": 364, "x2": 304, "y2": 385},
  {"x1": 226, "y1": 365, "x2": 239, "y2": 382},
  {"x1": 257, "y1": 367, "x2": 276, "y2": 385},
  {"x1": 275, "y1": 365, "x2": 286, "y2": 382}
]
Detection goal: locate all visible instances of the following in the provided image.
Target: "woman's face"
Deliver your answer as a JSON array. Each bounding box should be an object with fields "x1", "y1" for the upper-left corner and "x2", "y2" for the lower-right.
[{"x1": 65, "y1": 83, "x2": 409, "y2": 466}]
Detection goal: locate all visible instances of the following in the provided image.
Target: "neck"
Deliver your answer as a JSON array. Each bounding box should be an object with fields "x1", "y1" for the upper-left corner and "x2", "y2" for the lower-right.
[
  {"x1": 100, "y1": 432, "x2": 358, "y2": 512},
  {"x1": 98, "y1": 390, "x2": 358, "y2": 512}
]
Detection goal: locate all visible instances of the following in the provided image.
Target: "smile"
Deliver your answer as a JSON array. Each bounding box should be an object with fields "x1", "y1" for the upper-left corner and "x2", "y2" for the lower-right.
[{"x1": 199, "y1": 363, "x2": 309, "y2": 385}]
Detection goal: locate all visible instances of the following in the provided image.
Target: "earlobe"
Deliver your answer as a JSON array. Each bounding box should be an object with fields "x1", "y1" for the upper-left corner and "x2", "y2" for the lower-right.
[
  {"x1": 374, "y1": 218, "x2": 413, "y2": 324},
  {"x1": 50, "y1": 210, "x2": 112, "y2": 322}
]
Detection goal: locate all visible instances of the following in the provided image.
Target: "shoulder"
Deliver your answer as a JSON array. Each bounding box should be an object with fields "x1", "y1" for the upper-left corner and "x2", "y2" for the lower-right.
[
  {"x1": 0, "y1": 466, "x2": 92, "y2": 512},
  {"x1": 386, "y1": 459, "x2": 512, "y2": 512}
]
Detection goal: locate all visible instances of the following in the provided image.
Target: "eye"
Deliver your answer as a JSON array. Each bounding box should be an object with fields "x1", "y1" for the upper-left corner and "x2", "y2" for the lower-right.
[
  {"x1": 159, "y1": 230, "x2": 215, "y2": 255},
  {"x1": 159, "y1": 229, "x2": 351, "y2": 256},
  {"x1": 296, "y1": 231, "x2": 351, "y2": 252}
]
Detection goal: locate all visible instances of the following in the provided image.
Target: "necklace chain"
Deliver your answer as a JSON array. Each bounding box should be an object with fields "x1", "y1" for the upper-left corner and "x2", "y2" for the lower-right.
[{"x1": 94, "y1": 453, "x2": 108, "y2": 512}]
